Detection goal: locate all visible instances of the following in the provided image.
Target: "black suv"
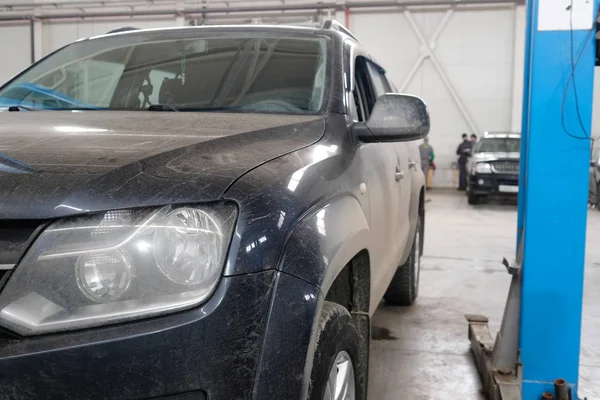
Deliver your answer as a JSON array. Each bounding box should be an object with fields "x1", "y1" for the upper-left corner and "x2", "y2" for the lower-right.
[
  {"x1": 467, "y1": 132, "x2": 521, "y2": 204},
  {"x1": 0, "y1": 23, "x2": 427, "y2": 400}
]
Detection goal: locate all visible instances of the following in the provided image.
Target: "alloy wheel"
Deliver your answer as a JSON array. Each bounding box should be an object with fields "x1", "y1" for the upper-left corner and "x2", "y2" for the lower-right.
[{"x1": 323, "y1": 351, "x2": 356, "y2": 400}]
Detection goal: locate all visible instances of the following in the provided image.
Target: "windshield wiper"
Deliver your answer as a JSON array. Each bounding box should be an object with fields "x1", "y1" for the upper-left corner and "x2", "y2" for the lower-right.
[
  {"x1": 5, "y1": 105, "x2": 99, "y2": 112},
  {"x1": 148, "y1": 104, "x2": 179, "y2": 112},
  {"x1": 7, "y1": 105, "x2": 38, "y2": 111},
  {"x1": 147, "y1": 105, "x2": 243, "y2": 112},
  {"x1": 174, "y1": 106, "x2": 241, "y2": 112}
]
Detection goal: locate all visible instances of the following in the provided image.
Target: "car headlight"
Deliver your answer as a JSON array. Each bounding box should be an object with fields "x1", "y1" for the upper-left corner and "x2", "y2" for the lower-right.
[
  {"x1": 0, "y1": 204, "x2": 237, "y2": 336},
  {"x1": 474, "y1": 163, "x2": 492, "y2": 174}
]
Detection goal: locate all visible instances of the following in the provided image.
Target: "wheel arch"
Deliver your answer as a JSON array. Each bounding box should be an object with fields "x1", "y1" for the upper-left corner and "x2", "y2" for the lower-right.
[
  {"x1": 277, "y1": 194, "x2": 371, "y2": 295},
  {"x1": 323, "y1": 250, "x2": 371, "y2": 315},
  {"x1": 322, "y1": 251, "x2": 371, "y2": 400},
  {"x1": 276, "y1": 194, "x2": 372, "y2": 399}
]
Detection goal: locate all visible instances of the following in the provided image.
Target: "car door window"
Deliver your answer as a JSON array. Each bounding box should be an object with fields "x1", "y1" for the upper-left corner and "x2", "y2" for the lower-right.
[
  {"x1": 352, "y1": 85, "x2": 366, "y2": 122},
  {"x1": 366, "y1": 62, "x2": 391, "y2": 99},
  {"x1": 348, "y1": 89, "x2": 361, "y2": 122},
  {"x1": 354, "y1": 57, "x2": 376, "y2": 119}
]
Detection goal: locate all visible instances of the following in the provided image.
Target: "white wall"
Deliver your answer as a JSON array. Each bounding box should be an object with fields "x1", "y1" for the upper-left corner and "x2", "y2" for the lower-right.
[
  {"x1": 348, "y1": 6, "x2": 518, "y2": 186},
  {"x1": 0, "y1": 22, "x2": 32, "y2": 83},
  {"x1": 42, "y1": 17, "x2": 178, "y2": 55}
]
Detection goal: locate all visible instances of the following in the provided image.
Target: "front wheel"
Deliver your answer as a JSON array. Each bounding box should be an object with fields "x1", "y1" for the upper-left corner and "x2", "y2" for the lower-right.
[
  {"x1": 383, "y1": 217, "x2": 421, "y2": 306},
  {"x1": 467, "y1": 191, "x2": 480, "y2": 205},
  {"x1": 309, "y1": 302, "x2": 365, "y2": 400}
]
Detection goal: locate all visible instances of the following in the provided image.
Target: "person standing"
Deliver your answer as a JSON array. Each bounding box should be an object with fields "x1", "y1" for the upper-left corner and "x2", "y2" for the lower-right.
[
  {"x1": 456, "y1": 133, "x2": 473, "y2": 190},
  {"x1": 471, "y1": 133, "x2": 478, "y2": 144},
  {"x1": 419, "y1": 137, "x2": 435, "y2": 183}
]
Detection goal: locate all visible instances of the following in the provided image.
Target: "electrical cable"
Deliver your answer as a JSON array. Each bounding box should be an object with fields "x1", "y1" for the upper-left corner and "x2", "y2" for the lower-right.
[
  {"x1": 569, "y1": 1, "x2": 590, "y2": 137},
  {"x1": 560, "y1": 0, "x2": 597, "y2": 141}
]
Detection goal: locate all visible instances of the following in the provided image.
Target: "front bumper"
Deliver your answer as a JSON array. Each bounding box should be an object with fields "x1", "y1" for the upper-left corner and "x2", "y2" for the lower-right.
[
  {"x1": 469, "y1": 173, "x2": 519, "y2": 196},
  {"x1": 0, "y1": 270, "x2": 320, "y2": 400}
]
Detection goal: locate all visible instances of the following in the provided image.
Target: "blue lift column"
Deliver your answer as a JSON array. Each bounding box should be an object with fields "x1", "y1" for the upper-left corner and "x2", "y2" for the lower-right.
[
  {"x1": 519, "y1": 0, "x2": 597, "y2": 397},
  {"x1": 467, "y1": 0, "x2": 598, "y2": 399}
]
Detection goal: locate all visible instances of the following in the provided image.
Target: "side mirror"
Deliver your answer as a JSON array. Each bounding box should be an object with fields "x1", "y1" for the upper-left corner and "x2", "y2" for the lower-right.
[{"x1": 352, "y1": 93, "x2": 430, "y2": 142}]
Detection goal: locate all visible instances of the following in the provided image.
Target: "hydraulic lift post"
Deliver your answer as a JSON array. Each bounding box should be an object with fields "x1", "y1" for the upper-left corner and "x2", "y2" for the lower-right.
[{"x1": 467, "y1": 0, "x2": 598, "y2": 398}]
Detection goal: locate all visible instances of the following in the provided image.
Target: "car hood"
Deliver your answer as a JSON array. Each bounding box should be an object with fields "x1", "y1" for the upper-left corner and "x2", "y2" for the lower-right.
[
  {"x1": 474, "y1": 152, "x2": 520, "y2": 162},
  {"x1": 0, "y1": 111, "x2": 324, "y2": 219}
]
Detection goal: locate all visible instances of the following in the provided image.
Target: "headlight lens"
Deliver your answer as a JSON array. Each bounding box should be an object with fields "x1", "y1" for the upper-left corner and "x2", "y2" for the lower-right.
[
  {"x1": 0, "y1": 204, "x2": 237, "y2": 336},
  {"x1": 154, "y1": 208, "x2": 223, "y2": 285},
  {"x1": 475, "y1": 162, "x2": 492, "y2": 174},
  {"x1": 76, "y1": 251, "x2": 133, "y2": 303}
]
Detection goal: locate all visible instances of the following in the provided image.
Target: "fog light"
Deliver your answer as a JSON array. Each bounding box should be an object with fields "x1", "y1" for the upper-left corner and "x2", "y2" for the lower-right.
[
  {"x1": 478, "y1": 179, "x2": 485, "y2": 185},
  {"x1": 76, "y1": 251, "x2": 133, "y2": 302}
]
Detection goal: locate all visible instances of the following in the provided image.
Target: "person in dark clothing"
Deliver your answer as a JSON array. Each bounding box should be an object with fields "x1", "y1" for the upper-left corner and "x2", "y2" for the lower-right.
[{"x1": 456, "y1": 133, "x2": 473, "y2": 190}]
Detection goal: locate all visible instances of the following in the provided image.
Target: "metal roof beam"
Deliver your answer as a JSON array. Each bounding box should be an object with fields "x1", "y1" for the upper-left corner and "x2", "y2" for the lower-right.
[{"x1": 0, "y1": 0, "x2": 524, "y2": 22}]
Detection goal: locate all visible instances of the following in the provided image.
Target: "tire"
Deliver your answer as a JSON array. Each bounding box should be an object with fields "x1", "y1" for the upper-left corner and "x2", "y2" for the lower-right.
[
  {"x1": 383, "y1": 217, "x2": 421, "y2": 306},
  {"x1": 467, "y1": 191, "x2": 480, "y2": 205},
  {"x1": 419, "y1": 208, "x2": 425, "y2": 256},
  {"x1": 308, "y1": 302, "x2": 365, "y2": 400}
]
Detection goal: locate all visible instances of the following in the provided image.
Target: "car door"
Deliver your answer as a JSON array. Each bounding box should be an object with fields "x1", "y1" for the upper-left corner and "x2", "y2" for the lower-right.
[
  {"x1": 352, "y1": 57, "x2": 406, "y2": 307},
  {"x1": 365, "y1": 60, "x2": 412, "y2": 259}
]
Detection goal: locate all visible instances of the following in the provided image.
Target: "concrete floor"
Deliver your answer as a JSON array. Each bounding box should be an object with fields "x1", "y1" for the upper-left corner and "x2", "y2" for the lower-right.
[{"x1": 368, "y1": 190, "x2": 600, "y2": 399}]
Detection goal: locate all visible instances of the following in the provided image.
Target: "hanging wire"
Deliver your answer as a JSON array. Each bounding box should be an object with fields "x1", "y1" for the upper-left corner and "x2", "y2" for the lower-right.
[{"x1": 560, "y1": 0, "x2": 598, "y2": 141}]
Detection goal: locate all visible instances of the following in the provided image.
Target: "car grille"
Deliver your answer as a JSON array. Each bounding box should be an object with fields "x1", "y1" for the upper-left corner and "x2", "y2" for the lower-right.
[
  {"x1": 0, "y1": 220, "x2": 44, "y2": 292},
  {"x1": 491, "y1": 161, "x2": 519, "y2": 174}
]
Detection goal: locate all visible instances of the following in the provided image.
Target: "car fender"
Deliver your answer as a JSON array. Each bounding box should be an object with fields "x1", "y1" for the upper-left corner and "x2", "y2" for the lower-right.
[
  {"x1": 277, "y1": 194, "x2": 370, "y2": 294},
  {"x1": 255, "y1": 194, "x2": 370, "y2": 399}
]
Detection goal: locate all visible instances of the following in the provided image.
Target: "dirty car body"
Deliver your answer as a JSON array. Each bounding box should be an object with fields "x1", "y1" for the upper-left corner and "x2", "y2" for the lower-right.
[{"x1": 0, "y1": 25, "x2": 427, "y2": 400}]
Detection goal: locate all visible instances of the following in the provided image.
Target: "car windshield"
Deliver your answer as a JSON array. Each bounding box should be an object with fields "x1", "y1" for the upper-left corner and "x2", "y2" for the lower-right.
[
  {"x1": 0, "y1": 32, "x2": 328, "y2": 114},
  {"x1": 475, "y1": 137, "x2": 520, "y2": 153}
]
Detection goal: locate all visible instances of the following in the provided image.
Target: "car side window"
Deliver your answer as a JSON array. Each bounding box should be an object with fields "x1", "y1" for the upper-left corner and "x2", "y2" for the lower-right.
[
  {"x1": 348, "y1": 90, "x2": 361, "y2": 122},
  {"x1": 366, "y1": 62, "x2": 391, "y2": 99},
  {"x1": 354, "y1": 57, "x2": 376, "y2": 119}
]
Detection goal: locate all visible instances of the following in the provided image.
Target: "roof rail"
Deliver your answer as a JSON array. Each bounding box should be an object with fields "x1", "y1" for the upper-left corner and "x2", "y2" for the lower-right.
[
  {"x1": 106, "y1": 27, "x2": 139, "y2": 34},
  {"x1": 322, "y1": 20, "x2": 359, "y2": 42}
]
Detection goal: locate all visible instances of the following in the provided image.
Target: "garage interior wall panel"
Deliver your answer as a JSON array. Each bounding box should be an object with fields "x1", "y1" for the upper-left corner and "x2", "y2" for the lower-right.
[
  {"x1": 42, "y1": 17, "x2": 177, "y2": 55},
  {"x1": 349, "y1": 7, "x2": 516, "y2": 186},
  {"x1": 0, "y1": 23, "x2": 32, "y2": 84}
]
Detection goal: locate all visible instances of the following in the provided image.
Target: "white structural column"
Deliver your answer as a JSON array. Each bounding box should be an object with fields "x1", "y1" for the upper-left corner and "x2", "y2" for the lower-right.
[
  {"x1": 32, "y1": 16, "x2": 43, "y2": 62},
  {"x1": 510, "y1": 4, "x2": 526, "y2": 132},
  {"x1": 402, "y1": 9, "x2": 479, "y2": 134}
]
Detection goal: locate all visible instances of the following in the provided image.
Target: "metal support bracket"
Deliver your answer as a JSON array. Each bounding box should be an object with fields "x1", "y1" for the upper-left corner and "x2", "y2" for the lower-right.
[
  {"x1": 501, "y1": 258, "x2": 519, "y2": 276},
  {"x1": 465, "y1": 240, "x2": 524, "y2": 400},
  {"x1": 465, "y1": 240, "x2": 582, "y2": 399},
  {"x1": 466, "y1": 313, "x2": 522, "y2": 400}
]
